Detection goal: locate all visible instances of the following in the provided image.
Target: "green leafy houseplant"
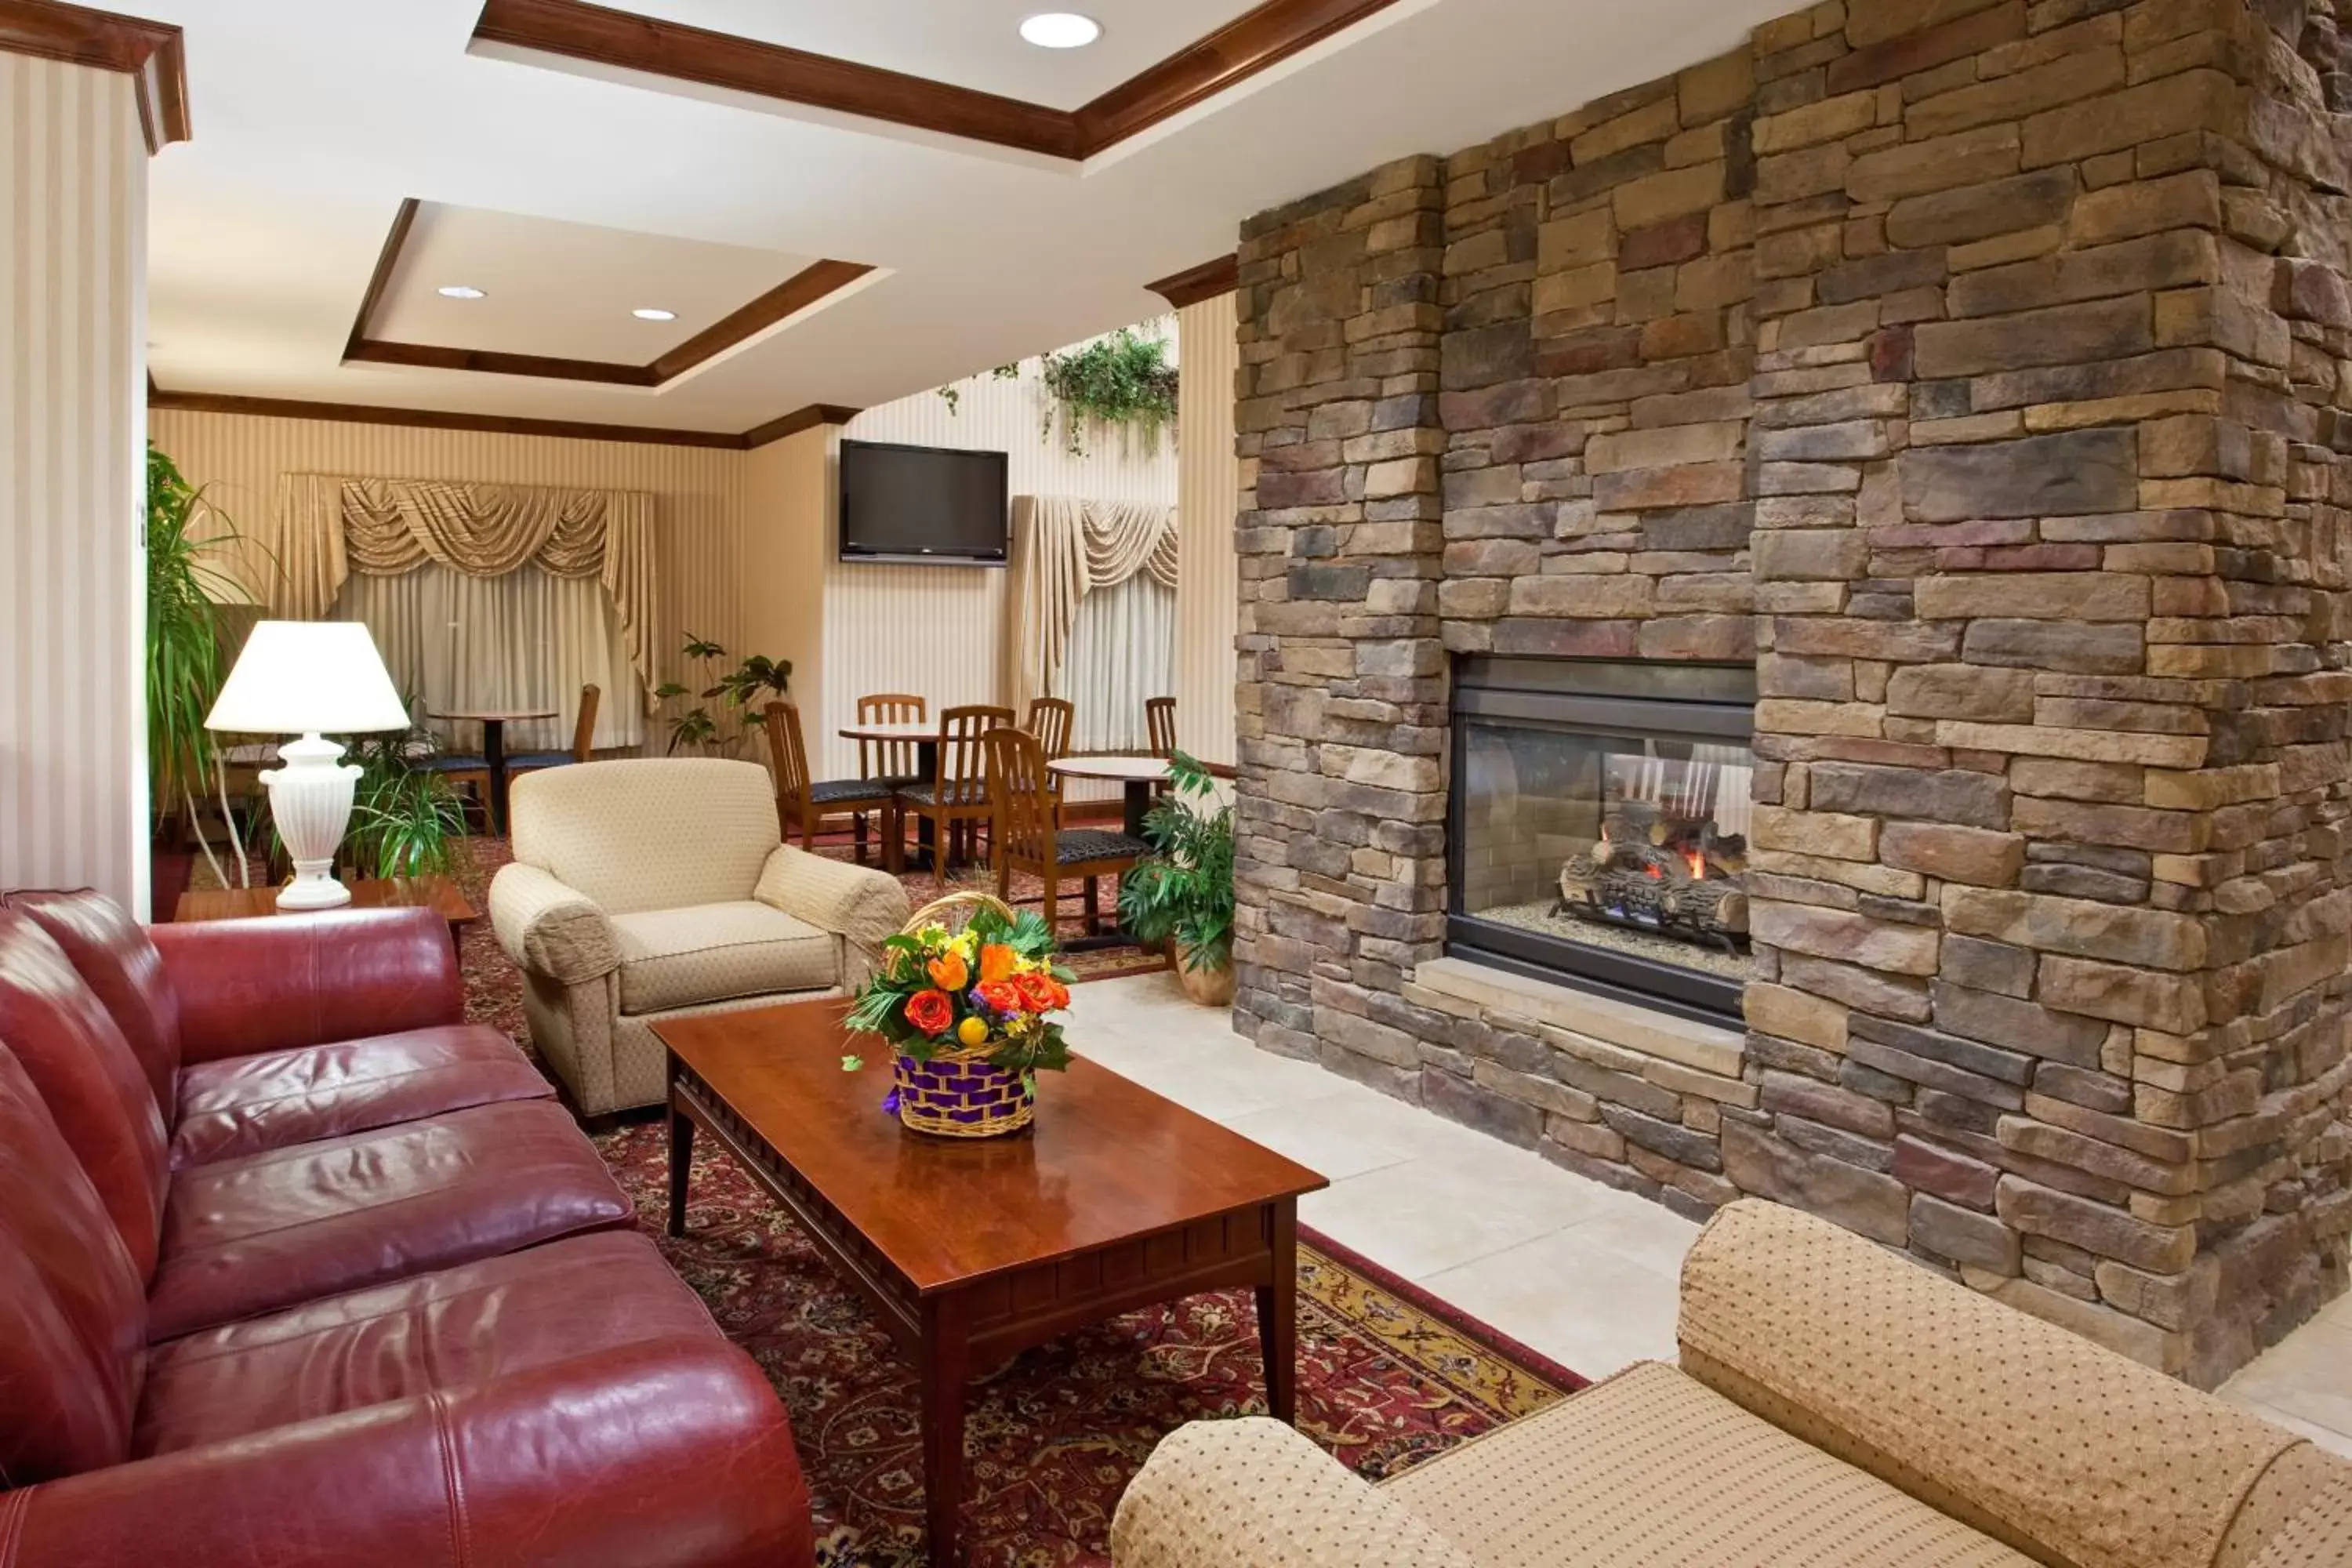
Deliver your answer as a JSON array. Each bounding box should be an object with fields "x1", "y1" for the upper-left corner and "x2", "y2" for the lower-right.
[
  {"x1": 1116, "y1": 752, "x2": 1235, "y2": 1001},
  {"x1": 339, "y1": 724, "x2": 467, "y2": 877},
  {"x1": 1037, "y1": 328, "x2": 1178, "y2": 457},
  {"x1": 146, "y1": 443, "x2": 250, "y2": 887},
  {"x1": 655, "y1": 633, "x2": 792, "y2": 756}
]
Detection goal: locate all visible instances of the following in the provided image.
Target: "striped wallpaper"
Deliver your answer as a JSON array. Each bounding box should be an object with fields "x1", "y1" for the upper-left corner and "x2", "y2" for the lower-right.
[
  {"x1": 818, "y1": 332, "x2": 1181, "y2": 780},
  {"x1": 2, "y1": 56, "x2": 147, "y2": 911},
  {"x1": 147, "y1": 409, "x2": 752, "y2": 753},
  {"x1": 1174, "y1": 293, "x2": 1240, "y2": 768}
]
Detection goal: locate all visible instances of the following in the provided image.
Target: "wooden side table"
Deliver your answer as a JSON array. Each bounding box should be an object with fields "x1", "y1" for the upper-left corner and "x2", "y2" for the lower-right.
[{"x1": 173, "y1": 874, "x2": 478, "y2": 938}]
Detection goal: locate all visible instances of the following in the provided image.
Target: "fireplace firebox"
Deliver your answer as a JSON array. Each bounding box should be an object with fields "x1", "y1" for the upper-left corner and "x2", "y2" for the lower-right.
[{"x1": 1448, "y1": 658, "x2": 1757, "y2": 1022}]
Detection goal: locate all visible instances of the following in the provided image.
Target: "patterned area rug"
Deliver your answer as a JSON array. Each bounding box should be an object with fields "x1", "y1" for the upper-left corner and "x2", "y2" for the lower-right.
[{"x1": 436, "y1": 837, "x2": 1581, "y2": 1566}]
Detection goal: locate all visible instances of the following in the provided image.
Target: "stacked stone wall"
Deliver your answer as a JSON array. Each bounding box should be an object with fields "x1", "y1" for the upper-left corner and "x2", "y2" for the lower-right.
[{"x1": 1232, "y1": 0, "x2": 2352, "y2": 1382}]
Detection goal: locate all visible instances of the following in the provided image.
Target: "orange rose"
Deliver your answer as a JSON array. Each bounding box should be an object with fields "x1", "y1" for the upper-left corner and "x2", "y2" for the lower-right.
[
  {"x1": 927, "y1": 949, "x2": 969, "y2": 992},
  {"x1": 978, "y1": 943, "x2": 1017, "y2": 984},
  {"x1": 974, "y1": 978, "x2": 1024, "y2": 1016},
  {"x1": 904, "y1": 989, "x2": 954, "y2": 1036},
  {"x1": 1012, "y1": 971, "x2": 1062, "y2": 1014}
]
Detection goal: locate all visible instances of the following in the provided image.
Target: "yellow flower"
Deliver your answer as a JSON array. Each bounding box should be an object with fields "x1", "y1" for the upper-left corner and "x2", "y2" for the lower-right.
[{"x1": 956, "y1": 1014, "x2": 990, "y2": 1048}]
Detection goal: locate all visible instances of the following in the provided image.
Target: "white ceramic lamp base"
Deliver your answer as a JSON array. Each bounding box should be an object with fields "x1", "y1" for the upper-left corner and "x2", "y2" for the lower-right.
[{"x1": 261, "y1": 732, "x2": 361, "y2": 910}]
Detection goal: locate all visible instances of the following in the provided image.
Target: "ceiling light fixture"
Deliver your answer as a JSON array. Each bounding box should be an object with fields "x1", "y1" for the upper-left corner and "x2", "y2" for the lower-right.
[
  {"x1": 1019, "y1": 12, "x2": 1101, "y2": 48},
  {"x1": 631, "y1": 307, "x2": 678, "y2": 321},
  {"x1": 436, "y1": 285, "x2": 486, "y2": 299}
]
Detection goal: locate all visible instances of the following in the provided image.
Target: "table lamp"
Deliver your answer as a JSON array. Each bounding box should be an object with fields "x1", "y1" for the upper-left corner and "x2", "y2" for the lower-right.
[{"x1": 205, "y1": 620, "x2": 414, "y2": 910}]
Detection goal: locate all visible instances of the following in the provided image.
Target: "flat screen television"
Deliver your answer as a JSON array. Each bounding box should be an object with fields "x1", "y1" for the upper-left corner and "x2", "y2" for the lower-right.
[{"x1": 837, "y1": 438, "x2": 1010, "y2": 565}]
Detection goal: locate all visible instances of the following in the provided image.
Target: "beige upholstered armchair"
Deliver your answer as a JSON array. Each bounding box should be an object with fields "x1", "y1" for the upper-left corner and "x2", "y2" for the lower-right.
[
  {"x1": 1112, "y1": 1200, "x2": 2352, "y2": 1568},
  {"x1": 488, "y1": 758, "x2": 910, "y2": 1116}
]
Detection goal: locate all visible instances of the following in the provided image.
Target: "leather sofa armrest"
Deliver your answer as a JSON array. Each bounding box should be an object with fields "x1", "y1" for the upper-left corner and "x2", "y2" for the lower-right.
[
  {"x1": 488, "y1": 863, "x2": 619, "y2": 986},
  {"x1": 0, "y1": 1340, "x2": 815, "y2": 1568},
  {"x1": 1109, "y1": 1418, "x2": 1478, "y2": 1568},
  {"x1": 1677, "y1": 1199, "x2": 2307, "y2": 1568},
  {"x1": 754, "y1": 845, "x2": 911, "y2": 960},
  {"x1": 150, "y1": 908, "x2": 463, "y2": 1065}
]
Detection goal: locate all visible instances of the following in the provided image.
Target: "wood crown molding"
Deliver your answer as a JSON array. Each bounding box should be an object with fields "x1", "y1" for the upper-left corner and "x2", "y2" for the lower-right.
[
  {"x1": 1147, "y1": 254, "x2": 1239, "y2": 310},
  {"x1": 470, "y1": 0, "x2": 1402, "y2": 162},
  {"x1": 340, "y1": 198, "x2": 873, "y2": 388},
  {"x1": 148, "y1": 389, "x2": 858, "y2": 451},
  {"x1": 0, "y1": 0, "x2": 191, "y2": 151}
]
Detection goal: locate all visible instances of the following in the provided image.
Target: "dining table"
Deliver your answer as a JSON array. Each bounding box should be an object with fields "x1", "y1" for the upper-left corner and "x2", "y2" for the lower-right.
[
  {"x1": 836, "y1": 718, "x2": 947, "y2": 870},
  {"x1": 1047, "y1": 753, "x2": 1172, "y2": 837},
  {"x1": 429, "y1": 706, "x2": 557, "y2": 834}
]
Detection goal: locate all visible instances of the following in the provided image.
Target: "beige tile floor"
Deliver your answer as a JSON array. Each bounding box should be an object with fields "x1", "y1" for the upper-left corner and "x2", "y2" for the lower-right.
[{"x1": 1068, "y1": 969, "x2": 2351, "y2": 1454}]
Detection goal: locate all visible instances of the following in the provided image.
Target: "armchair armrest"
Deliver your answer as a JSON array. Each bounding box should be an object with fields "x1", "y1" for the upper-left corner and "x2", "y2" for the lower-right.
[
  {"x1": 150, "y1": 908, "x2": 462, "y2": 1065},
  {"x1": 1678, "y1": 1199, "x2": 2307, "y2": 1568},
  {"x1": 1109, "y1": 1418, "x2": 1478, "y2": 1568},
  {"x1": 754, "y1": 845, "x2": 910, "y2": 960},
  {"x1": 488, "y1": 863, "x2": 619, "y2": 986},
  {"x1": 0, "y1": 1341, "x2": 814, "y2": 1568}
]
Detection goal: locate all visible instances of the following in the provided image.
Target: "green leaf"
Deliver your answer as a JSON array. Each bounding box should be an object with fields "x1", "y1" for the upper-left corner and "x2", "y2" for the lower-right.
[{"x1": 840, "y1": 1054, "x2": 864, "y2": 1073}]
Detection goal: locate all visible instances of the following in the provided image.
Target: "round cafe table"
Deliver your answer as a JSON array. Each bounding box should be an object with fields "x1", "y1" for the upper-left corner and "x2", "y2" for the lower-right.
[
  {"x1": 1047, "y1": 754, "x2": 1171, "y2": 838},
  {"x1": 837, "y1": 719, "x2": 948, "y2": 869},
  {"x1": 429, "y1": 706, "x2": 557, "y2": 833}
]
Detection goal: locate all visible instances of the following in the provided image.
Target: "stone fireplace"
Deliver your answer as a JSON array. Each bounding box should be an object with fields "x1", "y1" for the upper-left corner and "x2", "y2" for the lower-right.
[
  {"x1": 1452, "y1": 657, "x2": 1755, "y2": 1022},
  {"x1": 1230, "y1": 0, "x2": 2352, "y2": 1387}
]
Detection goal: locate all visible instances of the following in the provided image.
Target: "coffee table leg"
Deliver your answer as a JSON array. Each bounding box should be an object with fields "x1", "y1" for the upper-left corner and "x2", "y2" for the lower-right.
[
  {"x1": 1255, "y1": 1200, "x2": 1299, "y2": 1424},
  {"x1": 666, "y1": 1098, "x2": 695, "y2": 1240},
  {"x1": 920, "y1": 1293, "x2": 971, "y2": 1566}
]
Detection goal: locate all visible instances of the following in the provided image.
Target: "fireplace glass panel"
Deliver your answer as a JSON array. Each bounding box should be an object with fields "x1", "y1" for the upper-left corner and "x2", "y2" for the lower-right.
[{"x1": 1457, "y1": 719, "x2": 1754, "y2": 983}]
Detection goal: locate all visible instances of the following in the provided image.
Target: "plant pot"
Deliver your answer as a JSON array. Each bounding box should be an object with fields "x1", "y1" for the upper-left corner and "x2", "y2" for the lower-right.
[
  {"x1": 1173, "y1": 944, "x2": 1236, "y2": 1007},
  {"x1": 148, "y1": 838, "x2": 195, "y2": 922},
  {"x1": 893, "y1": 1047, "x2": 1035, "y2": 1138}
]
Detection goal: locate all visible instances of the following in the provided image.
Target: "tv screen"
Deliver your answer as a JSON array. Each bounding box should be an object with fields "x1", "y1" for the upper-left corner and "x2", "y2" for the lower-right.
[{"x1": 838, "y1": 439, "x2": 1009, "y2": 565}]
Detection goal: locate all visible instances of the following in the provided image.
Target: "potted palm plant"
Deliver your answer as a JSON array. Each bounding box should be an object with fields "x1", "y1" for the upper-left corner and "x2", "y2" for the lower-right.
[
  {"x1": 146, "y1": 443, "x2": 249, "y2": 908},
  {"x1": 1116, "y1": 752, "x2": 1236, "y2": 1006}
]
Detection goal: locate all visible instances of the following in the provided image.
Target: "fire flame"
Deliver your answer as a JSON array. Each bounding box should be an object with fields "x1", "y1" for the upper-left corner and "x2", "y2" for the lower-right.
[{"x1": 1686, "y1": 849, "x2": 1708, "y2": 879}]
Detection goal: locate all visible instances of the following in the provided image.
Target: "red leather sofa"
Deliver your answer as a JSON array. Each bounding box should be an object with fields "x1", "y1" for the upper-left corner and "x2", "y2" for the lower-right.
[{"x1": 0, "y1": 890, "x2": 815, "y2": 1567}]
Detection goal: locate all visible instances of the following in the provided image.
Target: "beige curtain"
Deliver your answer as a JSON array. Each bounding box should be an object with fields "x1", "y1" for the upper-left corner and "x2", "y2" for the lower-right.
[
  {"x1": 1008, "y1": 494, "x2": 1178, "y2": 716},
  {"x1": 265, "y1": 474, "x2": 662, "y2": 713}
]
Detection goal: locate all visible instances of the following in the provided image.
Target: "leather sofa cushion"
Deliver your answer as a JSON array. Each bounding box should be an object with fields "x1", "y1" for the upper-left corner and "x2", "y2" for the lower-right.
[
  {"x1": 150, "y1": 908, "x2": 463, "y2": 1065},
  {"x1": 145, "y1": 1099, "x2": 632, "y2": 1341},
  {"x1": 169, "y1": 1024, "x2": 553, "y2": 1170},
  {"x1": 0, "y1": 913, "x2": 171, "y2": 1280},
  {"x1": 133, "y1": 1231, "x2": 717, "y2": 1456},
  {"x1": 0, "y1": 1043, "x2": 148, "y2": 1483},
  {"x1": 1381, "y1": 1362, "x2": 2033, "y2": 1568},
  {"x1": 612, "y1": 901, "x2": 839, "y2": 1014},
  {"x1": 5, "y1": 891, "x2": 180, "y2": 1115}
]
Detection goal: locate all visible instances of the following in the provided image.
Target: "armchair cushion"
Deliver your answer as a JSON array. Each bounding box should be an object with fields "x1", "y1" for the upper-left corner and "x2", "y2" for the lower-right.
[
  {"x1": 611, "y1": 902, "x2": 839, "y2": 1014},
  {"x1": 146, "y1": 1098, "x2": 633, "y2": 1341},
  {"x1": 509, "y1": 757, "x2": 780, "y2": 916},
  {"x1": 169, "y1": 1024, "x2": 552, "y2": 1171},
  {"x1": 1677, "y1": 1200, "x2": 2303, "y2": 1568},
  {"x1": 489, "y1": 862, "x2": 621, "y2": 985},
  {"x1": 754, "y1": 844, "x2": 911, "y2": 961},
  {"x1": 1109, "y1": 1415, "x2": 1479, "y2": 1568},
  {"x1": 1381, "y1": 1362, "x2": 2030, "y2": 1568}
]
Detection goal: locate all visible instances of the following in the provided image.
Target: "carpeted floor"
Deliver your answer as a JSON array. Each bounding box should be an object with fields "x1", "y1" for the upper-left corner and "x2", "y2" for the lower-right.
[{"x1": 434, "y1": 836, "x2": 1581, "y2": 1566}]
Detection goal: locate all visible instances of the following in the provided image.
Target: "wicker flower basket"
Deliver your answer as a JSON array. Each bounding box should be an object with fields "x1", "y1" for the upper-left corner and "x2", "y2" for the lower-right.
[{"x1": 891, "y1": 891, "x2": 1037, "y2": 1139}]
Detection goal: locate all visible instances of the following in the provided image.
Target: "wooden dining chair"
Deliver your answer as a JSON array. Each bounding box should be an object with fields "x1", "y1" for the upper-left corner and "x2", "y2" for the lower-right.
[
  {"x1": 1025, "y1": 695, "x2": 1075, "y2": 827},
  {"x1": 857, "y1": 692, "x2": 928, "y2": 786},
  {"x1": 1145, "y1": 695, "x2": 1178, "y2": 759},
  {"x1": 985, "y1": 726, "x2": 1150, "y2": 938},
  {"x1": 895, "y1": 704, "x2": 1013, "y2": 889},
  {"x1": 506, "y1": 684, "x2": 601, "y2": 781},
  {"x1": 764, "y1": 700, "x2": 898, "y2": 863}
]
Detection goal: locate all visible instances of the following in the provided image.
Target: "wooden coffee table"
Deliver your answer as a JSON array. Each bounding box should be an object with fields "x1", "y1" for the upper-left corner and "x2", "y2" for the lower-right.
[
  {"x1": 656, "y1": 1000, "x2": 1327, "y2": 1567},
  {"x1": 172, "y1": 873, "x2": 477, "y2": 936}
]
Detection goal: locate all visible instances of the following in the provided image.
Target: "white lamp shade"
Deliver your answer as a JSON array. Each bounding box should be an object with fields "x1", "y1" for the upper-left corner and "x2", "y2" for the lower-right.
[{"x1": 205, "y1": 620, "x2": 412, "y2": 735}]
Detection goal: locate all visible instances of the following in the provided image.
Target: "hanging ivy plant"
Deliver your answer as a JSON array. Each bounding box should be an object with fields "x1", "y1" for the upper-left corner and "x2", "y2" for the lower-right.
[{"x1": 1037, "y1": 328, "x2": 1178, "y2": 457}]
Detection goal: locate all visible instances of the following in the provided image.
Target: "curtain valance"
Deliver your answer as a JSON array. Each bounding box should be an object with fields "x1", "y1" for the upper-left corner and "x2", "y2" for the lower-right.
[
  {"x1": 1008, "y1": 495, "x2": 1178, "y2": 716},
  {"x1": 267, "y1": 474, "x2": 662, "y2": 712}
]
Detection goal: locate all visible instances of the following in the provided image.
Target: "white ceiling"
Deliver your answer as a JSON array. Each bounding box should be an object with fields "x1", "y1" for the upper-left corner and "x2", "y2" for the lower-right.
[
  {"x1": 372, "y1": 203, "x2": 818, "y2": 361},
  {"x1": 143, "y1": 0, "x2": 1792, "y2": 436}
]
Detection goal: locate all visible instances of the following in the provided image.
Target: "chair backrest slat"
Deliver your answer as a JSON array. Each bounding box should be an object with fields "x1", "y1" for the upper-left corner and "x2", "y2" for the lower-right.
[
  {"x1": 763, "y1": 701, "x2": 813, "y2": 831},
  {"x1": 571, "y1": 684, "x2": 601, "y2": 763},
  {"x1": 858, "y1": 692, "x2": 926, "y2": 780},
  {"x1": 1025, "y1": 697, "x2": 1073, "y2": 760},
  {"x1": 1145, "y1": 695, "x2": 1177, "y2": 760}
]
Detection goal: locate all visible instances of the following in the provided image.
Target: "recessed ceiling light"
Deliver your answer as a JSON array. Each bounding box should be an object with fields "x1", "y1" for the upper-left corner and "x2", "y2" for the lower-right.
[
  {"x1": 1019, "y1": 12, "x2": 1101, "y2": 48},
  {"x1": 436, "y1": 285, "x2": 486, "y2": 299},
  {"x1": 631, "y1": 307, "x2": 678, "y2": 321}
]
